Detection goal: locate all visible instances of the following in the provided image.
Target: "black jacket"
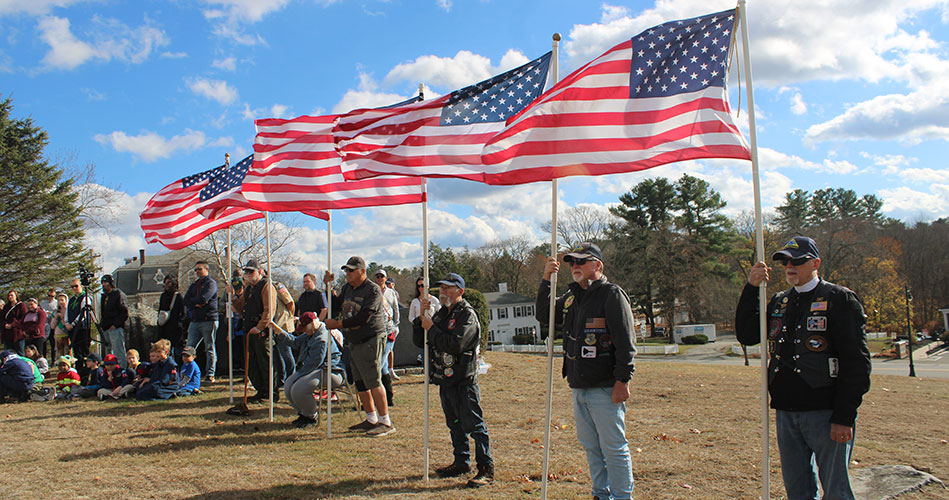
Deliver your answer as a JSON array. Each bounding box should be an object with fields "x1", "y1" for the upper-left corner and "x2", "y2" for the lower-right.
[
  {"x1": 536, "y1": 277, "x2": 637, "y2": 388},
  {"x1": 735, "y1": 280, "x2": 871, "y2": 426},
  {"x1": 296, "y1": 289, "x2": 327, "y2": 317},
  {"x1": 330, "y1": 279, "x2": 385, "y2": 345},
  {"x1": 413, "y1": 298, "x2": 480, "y2": 386},
  {"x1": 184, "y1": 276, "x2": 218, "y2": 322},
  {"x1": 99, "y1": 288, "x2": 128, "y2": 330},
  {"x1": 158, "y1": 291, "x2": 185, "y2": 342}
]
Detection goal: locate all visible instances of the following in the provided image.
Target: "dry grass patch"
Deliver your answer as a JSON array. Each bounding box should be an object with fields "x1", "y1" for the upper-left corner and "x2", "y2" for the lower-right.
[{"x1": 4, "y1": 352, "x2": 947, "y2": 499}]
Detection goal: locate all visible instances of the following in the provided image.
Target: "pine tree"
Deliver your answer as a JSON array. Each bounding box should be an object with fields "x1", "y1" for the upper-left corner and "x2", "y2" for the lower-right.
[{"x1": 0, "y1": 96, "x2": 93, "y2": 296}]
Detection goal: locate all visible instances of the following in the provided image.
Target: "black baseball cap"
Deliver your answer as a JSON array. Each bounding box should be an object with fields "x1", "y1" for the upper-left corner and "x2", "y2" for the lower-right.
[
  {"x1": 563, "y1": 242, "x2": 603, "y2": 263},
  {"x1": 772, "y1": 236, "x2": 820, "y2": 261},
  {"x1": 341, "y1": 256, "x2": 366, "y2": 271},
  {"x1": 242, "y1": 260, "x2": 260, "y2": 272}
]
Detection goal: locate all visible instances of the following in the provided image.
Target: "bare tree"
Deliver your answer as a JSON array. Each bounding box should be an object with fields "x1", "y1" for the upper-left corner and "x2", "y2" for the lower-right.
[
  {"x1": 540, "y1": 204, "x2": 617, "y2": 249},
  {"x1": 473, "y1": 236, "x2": 535, "y2": 294},
  {"x1": 194, "y1": 213, "x2": 304, "y2": 281},
  {"x1": 57, "y1": 150, "x2": 125, "y2": 232}
]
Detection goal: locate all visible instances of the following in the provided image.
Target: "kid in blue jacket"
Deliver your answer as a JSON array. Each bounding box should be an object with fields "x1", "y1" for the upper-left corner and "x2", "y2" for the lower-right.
[
  {"x1": 0, "y1": 350, "x2": 35, "y2": 402},
  {"x1": 136, "y1": 339, "x2": 180, "y2": 401},
  {"x1": 69, "y1": 352, "x2": 106, "y2": 399},
  {"x1": 176, "y1": 346, "x2": 202, "y2": 395}
]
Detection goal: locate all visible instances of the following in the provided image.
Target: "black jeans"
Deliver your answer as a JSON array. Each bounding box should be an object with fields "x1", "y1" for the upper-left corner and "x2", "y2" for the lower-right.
[{"x1": 438, "y1": 381, "x2": 493, "y2": 469}]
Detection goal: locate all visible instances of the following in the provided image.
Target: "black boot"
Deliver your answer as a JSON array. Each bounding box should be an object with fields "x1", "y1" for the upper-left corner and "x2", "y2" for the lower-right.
[{"x1": 467, "y1": 464, "x2": 494, "y2": 488}]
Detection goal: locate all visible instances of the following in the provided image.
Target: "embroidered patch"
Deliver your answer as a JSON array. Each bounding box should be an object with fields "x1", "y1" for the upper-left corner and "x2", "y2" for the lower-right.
[
  {"x1": 448, "y1": 318, "x2": 456, "y2": 329},
  {"x1": 828, "y1": 357, "x2": 839, "y2": 377},
  {"x1": 769, "y1": 319, "x2": 782, "y2": 339},
  {"x1": 564, "y1": 296, "x2": 575, "y2": 308},
  {"x1": 768, "y1": 340, "x2": 776, "y2": 354},
  {"x1": 581, "y1": 345, "x2": 597, "y2": 358},
  {"x1": 806, "y1": 316, "x2": 827, "y2": 331},
  {"x1": 805, "y1": 335, "x2": 828, "y2": 352},
  {"x1": 585, "y1": 333, "x2": 597, "y2": 345},
  {"x1": 781, "y1": 296, "x2": 789, "y2": 304},
  {"x1": 442, "y1": 353, "x2": 454, "y2": 366},
  {"x1": 810, "y1": 301, "x2": 828, "y2": 312},
  {"x1": 599, "y1": 334, "x2": 612, "y2": 349},
  {"x1": 444, "y1": 367, "x2": 454, "y2": 377},
  {"x1": 586, "y1": 317, "x2": 606, "y2": 329}
]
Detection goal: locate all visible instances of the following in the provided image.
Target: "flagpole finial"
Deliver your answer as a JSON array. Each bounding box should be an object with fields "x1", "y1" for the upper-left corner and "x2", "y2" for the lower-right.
[
  {"x1": 552, "y1": 33, "x2": 561, "y2": 42},
  {"x1": 225, "y1": 153, "x2": 230, "y2": 166}
]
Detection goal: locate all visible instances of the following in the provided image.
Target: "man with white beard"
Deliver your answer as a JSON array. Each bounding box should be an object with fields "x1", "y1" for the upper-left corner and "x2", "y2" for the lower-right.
[
  {"x1": 535, "y1": 242, "x2": 637, "y2": 500},
  {"x1": 413, "y1": 273, "x2": 494, "y2": 488}
]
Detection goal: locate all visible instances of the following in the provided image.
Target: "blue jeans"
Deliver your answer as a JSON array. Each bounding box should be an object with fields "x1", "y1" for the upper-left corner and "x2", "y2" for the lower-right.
[
  {"x1": 274, "y1": 335, "x2": 295, "y2": 385},
  {"x1": 776, "y1": 409, "x2": 856, "y2": 500},
  {"x1": 105, "y1": 327, "x2": 126, "y2": 368},
  {"x1": 381, "y1": 336, "x2": 395, "y2": 375},
  {"x1": 187, "y1": 320, "x2": 217, "y2": 377},
  {"x1": 439, "y1": 381, "x2": 493, "y2": 469},
  {"x1": 572, "y1": 387, "x2": 634, "y2": 500}
]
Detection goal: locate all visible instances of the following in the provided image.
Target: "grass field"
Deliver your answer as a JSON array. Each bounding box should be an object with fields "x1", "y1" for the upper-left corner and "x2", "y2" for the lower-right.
[{"x1": 4, "y1": 352, "x2": 947, "y2": 499}]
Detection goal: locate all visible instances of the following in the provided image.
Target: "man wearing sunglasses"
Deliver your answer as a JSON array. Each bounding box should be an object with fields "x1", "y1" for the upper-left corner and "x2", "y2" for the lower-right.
[
  {"x1": 536, "y1": 242, "x2": 637, "y2": 500},
  {"x1": 736, "y1": 236, "x2": 871, "y2": 500}
]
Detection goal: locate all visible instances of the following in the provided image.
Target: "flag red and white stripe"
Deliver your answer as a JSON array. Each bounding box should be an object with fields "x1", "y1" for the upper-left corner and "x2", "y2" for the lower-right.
[
  {"x1": 141, "y1": 168, "x2": 263, "y2": 250},
  {"x1": 243, "y1": 114, "x2": 426, "y2": 212},
  {"x1": 481, "y1": 12, "x2": 750, "y2": 184}
]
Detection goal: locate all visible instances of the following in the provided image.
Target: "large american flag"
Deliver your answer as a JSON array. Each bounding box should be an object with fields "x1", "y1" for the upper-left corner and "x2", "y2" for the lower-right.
[
  {"x1": 201, "y1": 153, "x2": 330, "y2": 219},
  {"x1": 480, "y1": 9, "x2": 750, "y2": 185},
  {"x1": 140, "y1": 166, "x2": 263, "y2": 250},
  {"x1": 243, "y1": 108, "x2": 426, "y2": 213},
  {"x1": 336, "y1": 52, "x2": 551, "y2": 182}
]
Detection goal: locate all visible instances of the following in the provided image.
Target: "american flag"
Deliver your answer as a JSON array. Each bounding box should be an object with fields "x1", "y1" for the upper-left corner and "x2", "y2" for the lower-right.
[
  {"x1": 336, "y1": 52, "x2": 551, "y2": 182},
  {"x1": 140, "y1": 166, "x2": 263, "y2": 250},
  {"x1": 243, "y1": 107, "x2": 426, "y2": 213},
  {"x1": 198, "y1": 154, "x2": 329, "y2": 220},
  {"x1": 480, "y1": 9, "x2": 750, "y2": 185}
]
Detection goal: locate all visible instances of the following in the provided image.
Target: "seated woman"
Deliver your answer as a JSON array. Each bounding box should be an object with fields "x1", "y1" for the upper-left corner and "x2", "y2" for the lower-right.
[{"x1": 277, "y1": 311, "x2": 342, "y2": 428}]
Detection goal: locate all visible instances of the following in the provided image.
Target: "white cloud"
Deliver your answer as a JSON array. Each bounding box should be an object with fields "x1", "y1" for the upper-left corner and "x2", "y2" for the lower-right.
[
  {"x1": 93, "y1": 129, "x2": 209, "y2": 162},
  {"x1": 212, "y1": 56, "x2": 236, "y2": 71},
  {"x1": 160, "y1": 51, "x2": 187, "y2": 59},
  {"x1": 860, "y1": 152, "x2": 916, "y2": 173},
  {"x1": 789, "y1": 92, "x2": 807, "y2": 115},
  {"x1": 202, "y1": 0, "x2": 337, "y2": 44},
  {"x1": 384, "y1": 49, "x2": 530, "y2": 91},
  {"x1": 37, "y1": 15, "x2": 169, "y2": 70},
  {"x1": 879, "y1": 185, "x2": 948, "y2": 221},
  {"x1": 187, "y1": 77, "x2": 239, "y2": 105},
  {"x1": 436, "y1": 0, "x2": 451, "y2": 12},
  {"x1": 896, "y1": 167, "x2": 949, "y2": 183},
  {"x1": 242, "y1": 103, "x2": 292, "y2": 121},
  {"x1": 0, "y1": 0, "x2": 85, "y2": 17},
  {"x1": 562, "y1": 1, "x2": 948, "y2": 87},
  {"x1": 805, "y1": 78, "x2": 949, "y2": 145},
  {"x1": 332, "y1": 72, "x2": 418, "y2": 113},
  {"x1": 758, "y1": 147, "x2": 859, "y2": 175}
]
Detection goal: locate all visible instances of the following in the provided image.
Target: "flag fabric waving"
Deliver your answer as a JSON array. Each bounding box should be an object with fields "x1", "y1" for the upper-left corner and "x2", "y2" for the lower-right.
[
  {"x1": 198, "y1": 154, "x2": 329, "y2": 220},
  {"x1": 243, "y1": 106, "x2": 427, "y2": 213},
  {"x1": 336, "y1": 52, "x2": 552, "y2": 181},
  {"x1": 480, "y1": 9, "x2": 750, "y2": 185},
  {"x1": 140, "y1": 166, "x2": 263, "y2": 250}
]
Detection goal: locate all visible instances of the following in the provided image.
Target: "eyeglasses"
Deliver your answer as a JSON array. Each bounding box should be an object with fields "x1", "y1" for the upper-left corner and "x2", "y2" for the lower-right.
[
  {"x1": 569, "y1": 257, "x2": 594, "y2": 266},
  {"x1": 344, "y1": 268, "x2": 357, "y2": 273},
  {"x1": 778, "y1": 257, "x2": 812, "y2": 267},
  {"x1": 417, "y1": 283, "x2": 424, "y2": 288}
]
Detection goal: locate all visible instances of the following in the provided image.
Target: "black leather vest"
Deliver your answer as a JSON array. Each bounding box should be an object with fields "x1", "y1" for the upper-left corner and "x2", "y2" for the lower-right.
[{"x1": 767, "y1": 281, "x2": 839, "y2": 389}]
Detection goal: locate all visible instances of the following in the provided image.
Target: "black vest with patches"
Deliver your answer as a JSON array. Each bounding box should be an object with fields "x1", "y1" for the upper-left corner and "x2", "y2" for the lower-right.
[
  {"x1": 242, "y1": 278, "x2": 269, "y2": 332},
  {"x1": 767, "y1": 281, "x2": 838, "y2": 389}
]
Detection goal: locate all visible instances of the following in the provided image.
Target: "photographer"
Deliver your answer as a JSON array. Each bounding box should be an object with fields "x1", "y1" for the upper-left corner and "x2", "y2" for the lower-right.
[
  {"x1": 99, "y1": 275, "x2": 129, "y2": 369},
  {"x1": 66, "y1": 278, "x2": 93, "y2": 378}
]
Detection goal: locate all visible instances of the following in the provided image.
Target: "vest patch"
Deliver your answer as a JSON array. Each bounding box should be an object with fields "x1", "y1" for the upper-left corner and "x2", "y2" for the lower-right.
[
  {"x1": 586, "y1": 317, "x2": 606, "y2": 329},
  {"x1": 806, "y1": 335, "x2": 828, "y2": 352},
  {"x1": 828, "y1": 357, "x2": 839, "y2": 377},
  {"x1": 564, "y1": 296, "x2": 574, "y2": 308},
  {"x1": 806, "y1": 316, "x2": 827, "y2": 331},
  {"x1": 448, "y1": 318, "x2": 456, "y2": 329},
  {"x1": 810, "y1": 301, "x2": 828, "y2": 311},
  {"x1": 581, "y1": 345, "x2": 597, "y2": 358},
  {"x1": 769, "y1": 319, "x2": 782, "y2": 339},
  {"x1": 584, "y1": 333, "x2": 597, "y2": 345},
  {"x1": 599, "y1": 334, "x2": 612, "y2": 349}
]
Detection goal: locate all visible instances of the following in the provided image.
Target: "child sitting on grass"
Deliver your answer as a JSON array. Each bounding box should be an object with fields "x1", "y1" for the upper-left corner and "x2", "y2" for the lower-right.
[
  {"x1": 54, "y1": 356, "x2": 80, "y2": 398},
  {"x1": 176, "y1": 346, "x2": 202, "y2": 396},
  {"x1": 135, "y1": 339, "x2": 179, "y2": 401},
  {"x1": 68, "y1": 353, "x2": 104, "y2": 399},
  {"x1": 97, "y1": 353, "x2": 134, "y2": 400},
  {"x1": 24, "y1": 344, "x2": 48, "y2": 375}
]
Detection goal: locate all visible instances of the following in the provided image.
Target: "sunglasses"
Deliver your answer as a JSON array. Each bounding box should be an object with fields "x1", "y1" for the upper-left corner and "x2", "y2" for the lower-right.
[
  {"x1": 778, "y1": 257, "x2": 811, "y2": 266},
  {"x1": 417, "y1": 283, "x2": 424, "y2": 287},
  {"x1": 568, "y1": 257, "x2": 595, "y2": 266},
  {"x1": 344, "y1": 268, "x2": 357, "y2": 273},
  {"x1": 47, "y1": 295, "x2": 55, "y2": 298}
]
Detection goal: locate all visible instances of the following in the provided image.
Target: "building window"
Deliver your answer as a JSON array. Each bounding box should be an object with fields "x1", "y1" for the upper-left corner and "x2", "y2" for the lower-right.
[
  {"x1": 497, "y1": 308, "x2": 508, "y2": 319},
  {"x1": 489, "y1": 309, "x2": 493, "y2": 320},
  {"x1": 489, "y1": 330, "x2": 495, "y2": 342},
  {"x1": 514, "y1": 306, "x2": 523, "y2": 317},
  {"x1": 525, "y1": 305, "x2": 534, "y2": 316}
]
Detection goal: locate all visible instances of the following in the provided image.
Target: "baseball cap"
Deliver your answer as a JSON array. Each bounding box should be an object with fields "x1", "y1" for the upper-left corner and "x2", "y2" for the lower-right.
[
  {"x1": 563, "y1": 242, "x2": 603, "y2": 263},
  {"x1": 436, "y1": 273, "x2": 465, "y2": 289},
  {"x1": 341, "y1": 256, "x2": 366, "y2": 271},
  {"x1": 100, "y1": 274, "x2": 115, "y2": 285},
  {"x1": 103, "y1": 353, "x2": 118, "y2": 365},
  {"x1": 385, "y1": 277, "x2": 394, "y2": 285},
  {"x1": 374, "y1": 269, "x2": 388, "y2": 278},
  {"x1": 86, "y1": 353, "x2": 102, "y2": 364},
  {"x1": 182, "y1": 346, "x2": 197, "y2": 357},
  {"x1": 772, "y1": 236, "x2": 820, "y2": 261},
  {"x1": 295, "y1": 311, "x2": 319, "y2": 334},
  {"x1": 242, "y1": 260, "x2": 259, "y2": 272}
]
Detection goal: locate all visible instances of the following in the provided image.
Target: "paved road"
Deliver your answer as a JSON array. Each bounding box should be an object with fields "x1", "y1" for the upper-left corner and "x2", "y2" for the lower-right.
[{"x1": 637, "y1": 334, "x2": 949, "y2": 380}]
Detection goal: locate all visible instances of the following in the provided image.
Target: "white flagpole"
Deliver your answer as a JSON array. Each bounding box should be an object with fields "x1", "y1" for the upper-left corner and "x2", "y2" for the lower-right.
[
  {"x1": 227, "y1": 226, "x2": 234, "y2": 404},
  {"x1": 738, "y1": 3, "x2": 769, "y2": 499},
  {"x1": 265, "y1": 211, "x2": 274, "y2": 422},
  {"x1": 326, "y1": 210, "x2": 333, "y2": 437},
  {"x1": 541, "y1": 32, "x2": 561, "y2": 500},
  {"x1": 422, "y1": 175, "x2": 431, "y2": 482}
]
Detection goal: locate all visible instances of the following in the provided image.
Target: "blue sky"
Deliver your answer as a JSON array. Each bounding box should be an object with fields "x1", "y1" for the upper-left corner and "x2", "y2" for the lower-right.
[{"x1": 3, "y1": 0, "x2": 949, "y2": 276}]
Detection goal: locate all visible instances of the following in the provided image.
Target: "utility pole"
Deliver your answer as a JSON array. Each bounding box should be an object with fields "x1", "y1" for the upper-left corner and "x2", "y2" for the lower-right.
[{"x1": 905, "y1": 284, "x2": 916, "y2": 377}]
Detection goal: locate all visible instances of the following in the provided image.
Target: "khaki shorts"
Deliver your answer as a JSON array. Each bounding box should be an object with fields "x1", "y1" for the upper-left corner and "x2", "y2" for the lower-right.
[{"x1": 350, "y1": 334, "x2": 384, "y2": 390}]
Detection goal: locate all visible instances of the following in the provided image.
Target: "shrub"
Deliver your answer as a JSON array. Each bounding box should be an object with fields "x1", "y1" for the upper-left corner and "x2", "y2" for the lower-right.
[
  {"x1": 681, "y1": 334, "x2": 709, "y2": 345},
  {"x1": 512, "y1": 333, "x2": 535, "y2": 345}
]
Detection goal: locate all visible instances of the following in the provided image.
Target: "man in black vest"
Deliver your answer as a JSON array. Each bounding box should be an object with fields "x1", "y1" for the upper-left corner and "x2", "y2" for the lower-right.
[
  {"x1": 297, "y1": 273, "x2": 327, "y2": 320},
  {"x1": 536, "y1": 242, "x2": 637, "y2": 500},
  {"x1": 232, "y1": 260, "x2": 277, "y2": 403},
  {"x1": 413, "y1": 273, "x2": 494, "y2": 488},
  {"x1": 736, "y1": 236, "x2": 871, "y2": 500}
]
